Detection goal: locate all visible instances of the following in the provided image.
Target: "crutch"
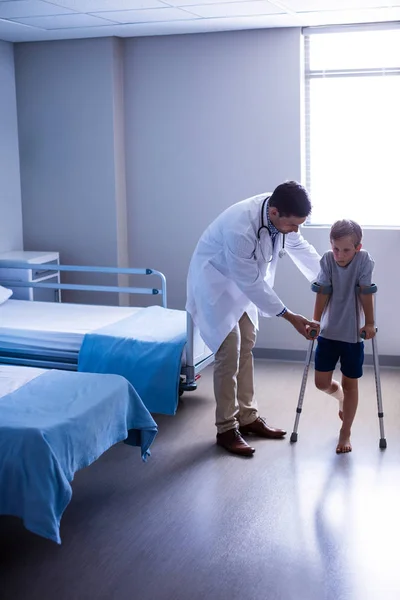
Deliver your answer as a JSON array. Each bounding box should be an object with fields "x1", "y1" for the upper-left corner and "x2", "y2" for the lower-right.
[
  {"x1": 360, "y1": 284, "x2": 387, "y2": 449},
  {"x1": 290, "y1": 280, "x2": 331, "y2": 443},
  {"x1": 290, "y1": 328, "x2": 317, "y2": 443}
]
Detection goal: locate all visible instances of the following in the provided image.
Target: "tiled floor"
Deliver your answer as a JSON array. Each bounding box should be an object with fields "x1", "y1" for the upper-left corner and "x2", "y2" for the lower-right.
[{"x1": 1, "y1": 360, "x2": 399, "y2": 599}]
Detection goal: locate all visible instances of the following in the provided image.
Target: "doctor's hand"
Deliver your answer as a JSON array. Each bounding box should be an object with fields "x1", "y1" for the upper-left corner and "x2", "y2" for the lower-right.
[{"x1": 283, "y1": 311, "x2": 316, "y2": 339}]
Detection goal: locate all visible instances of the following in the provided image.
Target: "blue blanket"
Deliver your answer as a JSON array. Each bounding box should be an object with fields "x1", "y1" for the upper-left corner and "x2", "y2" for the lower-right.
[
  {"x1": 0, "y1": 370, "x2": 157, "y2": 544},
  {"x1": 78, "y1": 306, "x2": 187, "y2": 415}
]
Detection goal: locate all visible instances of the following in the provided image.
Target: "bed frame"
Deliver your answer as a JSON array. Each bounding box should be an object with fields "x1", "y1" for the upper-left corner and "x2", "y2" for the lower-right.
[{"x1": 0, "y1": 262, "x2": 214, "y2": 394}]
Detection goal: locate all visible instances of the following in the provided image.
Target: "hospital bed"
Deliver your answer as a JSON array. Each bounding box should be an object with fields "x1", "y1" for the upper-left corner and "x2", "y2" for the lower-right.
[
  {"x1": 0, "y1": 262, "x2": 214, "y2": 415},
  {"x1": 0, "y1": 364, "x2": 158, "y2": 544}
]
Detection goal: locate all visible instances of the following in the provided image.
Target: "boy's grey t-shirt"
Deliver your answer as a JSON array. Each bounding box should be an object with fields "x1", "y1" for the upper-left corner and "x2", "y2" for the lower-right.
[{"x1": 315, "y1": 249, "x2": 375, "y2": 344}]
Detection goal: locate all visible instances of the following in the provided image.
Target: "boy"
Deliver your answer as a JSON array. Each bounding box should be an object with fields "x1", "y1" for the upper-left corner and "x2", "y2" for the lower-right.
[{"x1": 311, "y1": 220, "x2": 376, "y2": 454}]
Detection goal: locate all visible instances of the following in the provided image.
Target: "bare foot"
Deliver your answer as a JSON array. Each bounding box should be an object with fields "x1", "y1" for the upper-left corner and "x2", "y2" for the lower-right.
[{"x1": 336, "y1": 429, "x2": 352, "y2": 453}]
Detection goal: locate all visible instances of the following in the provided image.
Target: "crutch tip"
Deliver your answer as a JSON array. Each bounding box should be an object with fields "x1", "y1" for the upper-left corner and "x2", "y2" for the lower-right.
[
  {"x1": 379, "y1": 438, "x2": 387, "y2": 449},
  {"x1": 290, "y1": 432, "x2": 298, "y2": 443}
]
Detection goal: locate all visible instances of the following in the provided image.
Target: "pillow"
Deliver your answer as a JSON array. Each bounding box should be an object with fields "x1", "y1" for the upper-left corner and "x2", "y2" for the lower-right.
[{"x1": 0, "y1": 285, "x2": 13, "y2": 305}]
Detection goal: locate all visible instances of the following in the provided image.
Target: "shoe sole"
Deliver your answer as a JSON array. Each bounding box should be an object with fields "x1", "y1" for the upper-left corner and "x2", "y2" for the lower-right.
[
  {"x1": 239, "y1": 430, "x2": 286, "y2": 439},
  {"x1": 216, "y1": 441, "x2": 255, "y2": 456}
]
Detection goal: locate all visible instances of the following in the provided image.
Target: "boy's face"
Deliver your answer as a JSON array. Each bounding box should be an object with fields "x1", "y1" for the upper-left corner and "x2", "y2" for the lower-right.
[{"x1": 331, "y1": 235, "x2": 361, "y2": 267}]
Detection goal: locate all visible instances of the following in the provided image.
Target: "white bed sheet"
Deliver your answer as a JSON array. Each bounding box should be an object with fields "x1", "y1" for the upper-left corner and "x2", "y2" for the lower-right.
[
  {"x1": 0, "y1": 299, "x2": 213, "y2": 367},
  {"x1": 0, "y1": 365, "x2": 46, "y2": 399},
  {"x1": 0, "y1": 300, "x2": 139, "y2": 352}
]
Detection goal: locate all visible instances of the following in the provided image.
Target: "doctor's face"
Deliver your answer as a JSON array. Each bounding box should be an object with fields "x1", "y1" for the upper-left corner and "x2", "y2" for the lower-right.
[{"x1": 269, "y1": 207, "x2": 306, "y2": 234}]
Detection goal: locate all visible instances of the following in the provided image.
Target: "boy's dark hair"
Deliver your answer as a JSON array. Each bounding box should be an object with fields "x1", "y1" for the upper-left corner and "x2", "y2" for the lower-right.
[
  {"x1": 269, "y1": 181, "x2": 312, "y2": 218},
  {"x1": 330, "y1": 219, "x2": 362, "y2": 247}
]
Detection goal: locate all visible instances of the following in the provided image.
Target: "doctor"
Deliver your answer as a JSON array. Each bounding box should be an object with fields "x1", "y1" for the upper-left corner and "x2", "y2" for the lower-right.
[{"x1": 186, "y1": 181, "x2": 321, "y2": 456}]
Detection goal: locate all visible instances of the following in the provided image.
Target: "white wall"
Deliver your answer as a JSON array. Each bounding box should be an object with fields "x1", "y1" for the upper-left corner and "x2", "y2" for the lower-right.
[
  {"x1": 14, "y1": 37, "x2": 128, "y2": 303},
  {"x1": 0, "y1": 41, "x2": 23, "y2": 253}
]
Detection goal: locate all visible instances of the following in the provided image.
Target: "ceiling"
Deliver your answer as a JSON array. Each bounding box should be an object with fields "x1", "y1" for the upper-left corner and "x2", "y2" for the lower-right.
[{"x1": 0, "y1": 0, "x2": 399, "y2": 42}]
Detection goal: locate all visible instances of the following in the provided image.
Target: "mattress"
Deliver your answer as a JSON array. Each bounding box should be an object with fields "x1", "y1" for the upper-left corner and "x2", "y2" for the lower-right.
[
  {"x1": 0, "y1": 300, "x2": 213, "y2": 367},
  {"x1": 0, "y1": 300, "x2": 139, "y2": 352},
  {"x1": 0, "y1": 364, "x2": 46, "y2": 398}
]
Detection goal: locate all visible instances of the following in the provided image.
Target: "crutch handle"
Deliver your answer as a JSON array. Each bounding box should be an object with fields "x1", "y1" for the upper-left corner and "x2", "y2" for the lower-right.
[
  {"x1": 310, "y1": 329, "x2": 318, "y2": 338},
  {"x1": 361, "y1": 327, "x2": 378, "y2": 340}
]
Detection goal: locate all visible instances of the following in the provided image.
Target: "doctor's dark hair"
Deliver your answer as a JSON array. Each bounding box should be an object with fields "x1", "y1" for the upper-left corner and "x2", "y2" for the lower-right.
[{"x1": 269, "y1": 181, "x2": 312, "y2": 218}]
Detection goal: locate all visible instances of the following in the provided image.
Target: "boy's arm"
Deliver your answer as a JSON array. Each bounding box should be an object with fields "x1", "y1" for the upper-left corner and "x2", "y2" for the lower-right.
[
  {"x1": 308, "y1": 285, "x2": 331, "y2": 338},
  {"x1": 359, "y1": 290, "x2": 375, "y2": 339},
  {"x1": 309, "y1": 253, "x2": 332, "y2": 338},
  {"x1": 358, "y1": 253, "x2": 376, "y2": 340},
  {"x1": 313, "y1": 291, "x2": 330, "y2": 323}
]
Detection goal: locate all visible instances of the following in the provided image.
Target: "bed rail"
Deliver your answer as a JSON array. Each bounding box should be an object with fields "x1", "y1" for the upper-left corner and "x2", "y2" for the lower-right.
[
  {"x1": 0, "y1": 262, "x2": 167, "y2": 308},
  {"x1": 0, "y1": 262, "x2": 214, "y2": 394}
]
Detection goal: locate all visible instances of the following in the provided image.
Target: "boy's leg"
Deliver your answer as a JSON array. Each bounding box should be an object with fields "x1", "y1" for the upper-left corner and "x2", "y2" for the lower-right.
[
  {"x1": 315, "y1": 370, "x2": 343, "y2": 403},
  {"x1": 337, "y1": 376, "x2": 358, "y2": 453},
  {"x1": 336, "y1": 341, "x2": 364, "y2": 454},
  {"x1": 314, "y1": 337, "x2": 343, "y2": 411}
]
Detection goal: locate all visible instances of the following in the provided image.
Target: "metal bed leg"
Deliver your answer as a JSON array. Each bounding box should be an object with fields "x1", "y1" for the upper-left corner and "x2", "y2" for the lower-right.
[
  {"x1": 180, "y1": 312, "x2": 198, "y2": 394},
  {"x1": 290, "y1": 336, "x2": 315, "y2": 443}
]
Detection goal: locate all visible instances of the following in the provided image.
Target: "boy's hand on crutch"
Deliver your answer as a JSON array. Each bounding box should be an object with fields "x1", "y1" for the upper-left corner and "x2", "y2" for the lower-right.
[
  {"x1": 306, "y1": 322, "x2": 320, "y2": 340},
  {"x1": 360, "y1": 323, "x2": 376, "y2": 340}
]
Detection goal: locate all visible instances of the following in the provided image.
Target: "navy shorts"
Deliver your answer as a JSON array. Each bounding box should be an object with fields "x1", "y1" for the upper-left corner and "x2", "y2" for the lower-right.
[{"x1": 314, "y1": 336, "x2": 364, "y2": 379}]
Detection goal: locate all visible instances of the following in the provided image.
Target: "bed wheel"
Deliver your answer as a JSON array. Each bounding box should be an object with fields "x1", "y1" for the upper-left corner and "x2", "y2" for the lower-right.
[{"x1": 179, "y1": 375, "x2": 197, "y2": 398}]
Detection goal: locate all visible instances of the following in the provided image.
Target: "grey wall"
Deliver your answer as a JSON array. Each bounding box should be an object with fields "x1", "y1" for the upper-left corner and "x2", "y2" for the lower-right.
[
  {"x1": 124, "y1": 28, "x2": 303, "y2": 310},
  {"x1": 124, "y1": 28, "x2": 399, "y2": 356},
  {"x1": 0, "y1": 41, "x2": 23, "y2": 253},
  {"x1": 12, "y1": 29, "x2": 399, "y2": 354},
  {"x1": 14, "y1": 37, "x2": 128, "y2": 303}
]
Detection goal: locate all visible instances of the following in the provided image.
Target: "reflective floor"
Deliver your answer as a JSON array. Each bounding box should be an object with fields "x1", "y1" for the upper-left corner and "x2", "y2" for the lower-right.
[{"x1": 1, "y1": 360, "x2": 400, "y2": 600}]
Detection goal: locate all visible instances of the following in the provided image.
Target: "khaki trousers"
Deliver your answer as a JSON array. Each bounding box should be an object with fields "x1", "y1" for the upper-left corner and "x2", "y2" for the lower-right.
[{"x1": 213, "y1": 312, "x2": 258, "y2": 434}]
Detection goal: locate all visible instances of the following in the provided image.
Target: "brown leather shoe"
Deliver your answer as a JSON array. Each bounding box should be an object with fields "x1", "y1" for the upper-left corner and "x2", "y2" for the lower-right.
[
  {"x1": 239, "y1": 417, "x2": 286, "y2": 439},
  {"x1": 216, "y1": 429, "x2": 255, "y2": 456}
]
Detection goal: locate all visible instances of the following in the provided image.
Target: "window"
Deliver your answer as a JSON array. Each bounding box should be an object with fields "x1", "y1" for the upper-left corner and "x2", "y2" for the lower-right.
[{"x1": 304, "y1": 26, "x2": 400, "y2": 227}]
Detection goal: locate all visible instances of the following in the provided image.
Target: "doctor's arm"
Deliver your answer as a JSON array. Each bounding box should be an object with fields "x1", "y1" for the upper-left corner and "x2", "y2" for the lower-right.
[
  {"x1": 284, "y1": 231, "x2": 322, "y2": 282},
  {"x1": 225, "y1": 234, "x2": 316, "y2": 338}
]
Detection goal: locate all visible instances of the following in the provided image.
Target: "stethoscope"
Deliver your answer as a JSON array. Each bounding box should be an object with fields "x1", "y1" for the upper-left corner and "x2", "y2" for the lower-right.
[{"x1": 257, "y1": 196, "x2": 286, "y2": 261}]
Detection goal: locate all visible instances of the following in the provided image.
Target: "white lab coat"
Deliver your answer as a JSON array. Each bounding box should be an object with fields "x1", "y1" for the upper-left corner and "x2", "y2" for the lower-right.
[{"x1": 186, "y1": 193, "x2": 321, "y2": 354}]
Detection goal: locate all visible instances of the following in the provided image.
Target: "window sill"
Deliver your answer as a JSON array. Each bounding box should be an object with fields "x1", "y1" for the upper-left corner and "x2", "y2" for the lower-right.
[{"x1": 304, "y1": 224, "x2": 400, "y2": 231}]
